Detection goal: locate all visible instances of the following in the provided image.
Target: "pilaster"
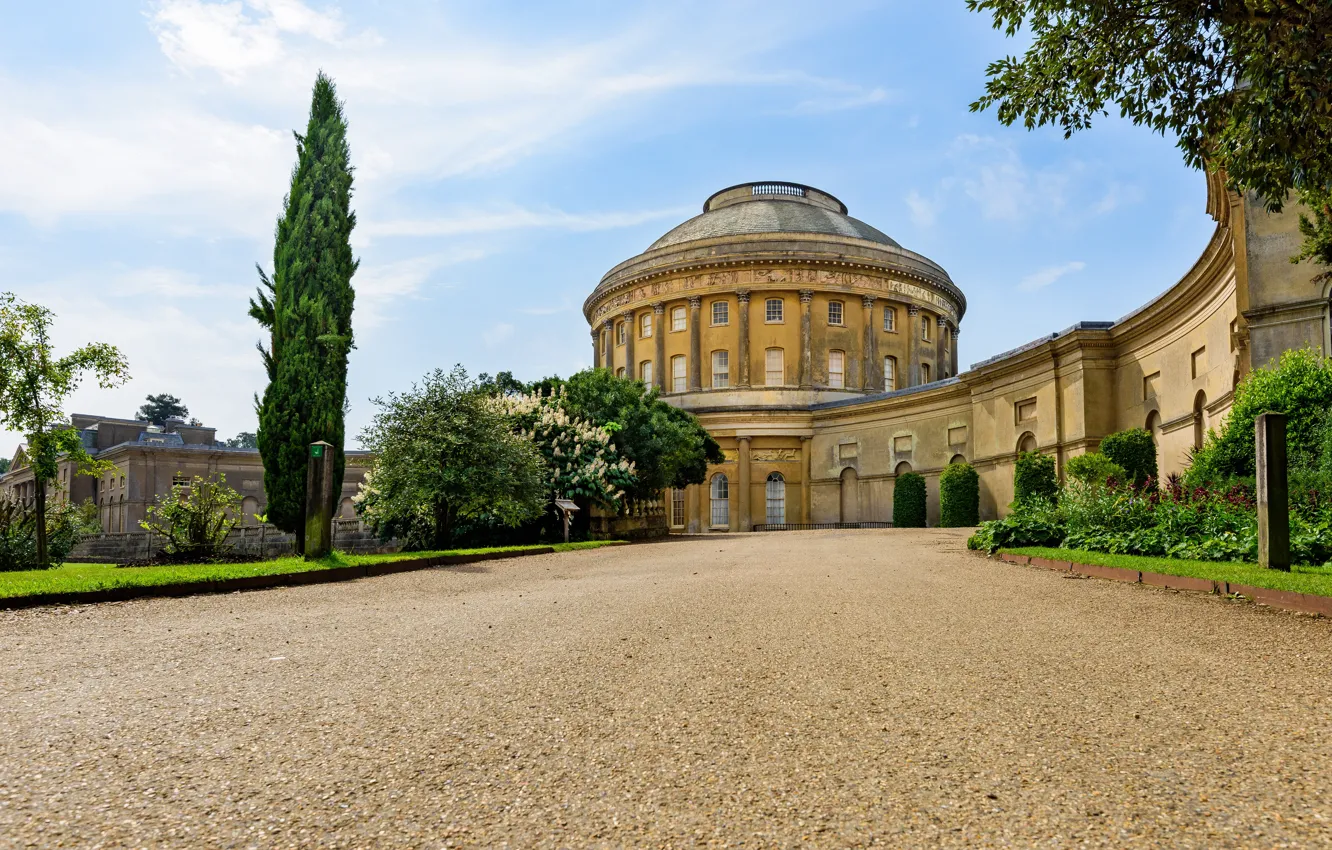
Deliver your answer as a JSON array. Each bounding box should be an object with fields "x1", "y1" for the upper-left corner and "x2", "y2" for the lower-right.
[
  {"x1": 652, "y1": 302, "x2": 666, "y2": 392},
  {"x1": 861, "y1": 295, "x2": 877, "y2": 390},
  {"x1": 936, "y1": 316, "x2": 948, "y2": 379},
  {"x1": 601, "y1": 320, "x2": 613, "y2": 373},
  {"x1": 736, "y1": 290, "x2": 752, "y2": 388},
  {"x1": 687, "y1": 296, "x2": 703, "y2": 391},
  {"x1": 622, "y1": 311, "x2": 635, "y2": 380},
  {"x1": 798, "y1": 289, "x2": 814, "y2": 389},
  {"x1": 907, "y1": 305, "x2": 921, "y2": 386},
  {"x1": 737, "y1": 435, "x2": 752, "y2": 532}
]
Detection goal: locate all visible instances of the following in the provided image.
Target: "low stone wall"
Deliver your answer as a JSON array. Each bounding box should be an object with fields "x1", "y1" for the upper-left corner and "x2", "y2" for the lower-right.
[{"x1": 70, "y1": 520, "x2": 401, "y2": 563}]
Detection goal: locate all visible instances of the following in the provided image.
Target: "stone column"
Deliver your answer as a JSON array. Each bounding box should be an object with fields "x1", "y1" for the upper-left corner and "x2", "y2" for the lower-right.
[
  {"x1": 737, "y1": 436, "x2": 752, "y2": 532},
  {"x1": 800, "y1": 436, "x2": 812, "y2": 523},
  {"x1": 602, "y1": 320, "x2": 614, "y2": 374},
  {"x1": 936, "y1": 317, "x2": 948, "y2": 379},
  {"x1": 798, "y1": 289, "x2": 814, "y2": 389},
  {"x1": 652, "y1": 302, "x2": 666, "y2": 392},
  {"x1": 1257, "y1": 412, "x2": 1290, "y2": 571},
  {"x1": 592, "y1": 327, "x2": 602, "y2": 369},
  {"x1": 622, "y1": 311, "x2": 636, "y2": 380},
  {"x1": 951, "y1": 324, "x2": 960, "y2": 377},
  {"x1": 697, "y1": 479, "x2": 711, "y2": 532},
  {"x1": 907, "y1": 306, "x2": 921, "y2": 386},
  {"x1": 688, "y1": 296, "x2": 702, "y2": 391},
  {"x1": 861, "y1": 295, "x2": 877, "y2": 391},
  {"x1": 736, "y1": 290, "x2": 752, "y2": 388}
]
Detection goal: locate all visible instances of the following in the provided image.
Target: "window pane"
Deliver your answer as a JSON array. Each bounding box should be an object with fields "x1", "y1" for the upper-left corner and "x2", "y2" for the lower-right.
[
  {"x1": 829, "y1": 350, "x2": 844, "y2": 388},
  {"x1": 765, "y1": 348, "x2": 783, "y2": 386},
  {"x1": 884, "y1": 307, "x2": 895, "y2": 332},
  {"x1": 672, "y1": 355, "x2": 686, "y2": 392},
  {"x1": 884, "y1": 356, "x2": 896, "y2": 392},
  {"x1": 672, "y1": 306, "x2": 686, "y2": 331},
  {"x1": 671, "y1": 488, "x2": 685, "y2": 527},
  {"x1": 617, "y1": 323, "x2": 626, "y2": 344},
  {"x1": 641, "y1": 361, "x2": 652, "y2": 384},
  {"x1": 712, "y1": 350, "x2": 729, "y2": 388},
  {"x1": 616, "y1": 367, "x2": 625, "y2": 378},
  {"x1": 712, "y1": 301, "x2": 729, "y2": 325},
  {"x1": 922, "y1": 363, "x2": 931, "y2": 382},
  {"x1": 710, "y1": 474, "x2": 729, "y2": 527},
  {"x1": 765, "y1": 299, "x2": 783, "y2": 322},
  {"x1": 828, "y1": 301, "x2": 843, "y2": 325},
  {"x1": 765, "y1": 473, "x2": 785, "y2": 525},
  {"x1": 921, "y1": 316, "x2": 930, "y2": 340},
  {"x1": 641, "y1": 313, "x2": 652, "y2": 337}
]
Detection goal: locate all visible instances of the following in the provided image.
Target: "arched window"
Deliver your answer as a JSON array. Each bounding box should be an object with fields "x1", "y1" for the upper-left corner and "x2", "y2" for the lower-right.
[
  {"x1": 839, "y1": 466, "x2": 858, "y2": 523},
  {"x1": 710, "y1": 474, "x2": 730, "y2": 528},
  {"x1": 671, "y1": 355, "x2": 687, "y2": 392},
  {"x1": 616, "y1": 367, "x2": 626, "y2": 379},
  {"x1": 1193, "y1": 391, "x2": 1208, "y2": 450},
  {"x1": 1018, "y1": 432, "x2": 1037, "y2": 454},
  {"x1": 828, "y1": 350, "x2": 845, "y2": 388},
  {"x1": 921, "y1": 362, "x2": 931, "y2": 383},
  {"x1": 884, "y1": 356, "x2": 897, "y2": 392},
  {"x1": 894, "y1": 461, "x2": 913, "y2": 475},
  {"x1": 949, "y1": 454, "x2": 967, "y2": 465},
  {"x1": 765, "y1": 473, "x2": 786, "y2": 525},
  {"x1": 640, "y1": 312, "x2": 652, "y2": 338},
  {"x1": 640, "y1": 360, "x2": 653, "y2": 385},
  {"x1": 765, "y1": 348, "x2": 784, "y2": 386}
]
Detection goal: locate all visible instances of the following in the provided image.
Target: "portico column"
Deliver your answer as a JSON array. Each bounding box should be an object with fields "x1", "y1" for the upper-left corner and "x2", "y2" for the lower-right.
[
  {"x1": 622, "y1": 311, "x2": 636, "y2": 380},
  {"x1": 907, "y1": 305, "x2": 921, "y2": 386},
  {"x1": 736, "y1": 290, "x2": 751, "y2": 388},
  {"x1": 800, "y1": 435, "x2": 812, "y2": 523},
  {"x1": 936, "y1": 317, "x2": 948, "y2": 379},
  {"x1": 688, "y1": 296, "x2": 702, "y2": 391},
  {"x1": 861, "y1": 295, "x2": 877, "y2": 391},
  {"x1": 951, "y1": 324, "x2": 960, "y2": 378},
  {"x1": 697, "y1": 479, "x2": 710, "y2": 532},
  {"x1": 737, "y1": 435, "x2": 752, "y2": 532},
  {"x1": 601, "y1": 320, "x2": 614, "y2": 374},
  {"x1": 652, "y1": 302, "x2": 666, "y2": 392},
  {"x1": 798, "y1": 289, "x2": 814, "y2": 389},
  {"x1": 592, "y1": 327, "x2": 602, "y2": 369}
]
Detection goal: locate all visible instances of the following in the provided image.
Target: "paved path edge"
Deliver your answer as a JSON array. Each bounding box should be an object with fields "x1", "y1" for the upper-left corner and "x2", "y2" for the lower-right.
[
  {"x1": 0, "y1": 544, "x2": 628, "y2": 611},
  {"x1": 993, "y1": 551, "x2": 1332, "y2": 617}
]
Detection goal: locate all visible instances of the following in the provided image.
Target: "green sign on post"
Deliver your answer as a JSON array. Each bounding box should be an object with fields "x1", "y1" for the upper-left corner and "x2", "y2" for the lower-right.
[{"x1": 311, "y1": 444, "x2": 324, "y2": 458}]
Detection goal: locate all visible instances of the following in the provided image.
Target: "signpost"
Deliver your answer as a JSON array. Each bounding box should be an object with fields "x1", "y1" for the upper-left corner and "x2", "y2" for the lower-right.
[
  {"x1": 304, "y1": 441, "x2": 335, "y2": 560},
  {"x1": 554, "y1": 498, "x2": 580, "y2": 544}
]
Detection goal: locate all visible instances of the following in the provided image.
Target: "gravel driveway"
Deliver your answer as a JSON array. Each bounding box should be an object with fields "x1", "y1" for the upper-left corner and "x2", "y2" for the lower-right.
[{"x1": 3, "y1": 529, "x2": 1331, "y2": 848}]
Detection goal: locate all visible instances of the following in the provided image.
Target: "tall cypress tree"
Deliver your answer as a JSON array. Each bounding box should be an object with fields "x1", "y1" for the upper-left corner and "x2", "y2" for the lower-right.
[{"x1": 250, "y1": 72, "x2": 357, "y2": 551}]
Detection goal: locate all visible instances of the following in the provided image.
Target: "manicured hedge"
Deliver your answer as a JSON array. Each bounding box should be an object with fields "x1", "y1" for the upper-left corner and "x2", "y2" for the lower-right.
[
  {"x1": 893, "y1": 472, "x2": 927, "y2": 528},
  {"x1": 939, "y1": 462, "x2": 979, "y2": 527},
  {"x1": 1013, "y1": 451, "x2": 1058, "y2": 504},
  {"x1": 1065, "y1": 452, "x2": 1126, "y2": 486},
  {"x1": 1099, "y1": 428, "x2": 1157, "y2": 488}
]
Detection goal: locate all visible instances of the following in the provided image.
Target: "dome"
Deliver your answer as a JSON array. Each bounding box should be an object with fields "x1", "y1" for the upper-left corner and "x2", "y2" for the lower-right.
[{"x1": 647, "y1": 182, "x2": 901, "y2": 251}]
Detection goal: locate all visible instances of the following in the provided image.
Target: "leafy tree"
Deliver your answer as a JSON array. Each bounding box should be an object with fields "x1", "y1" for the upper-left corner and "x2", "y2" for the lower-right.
[
  {"x1": 136, "y1": 393, "x2": 189, "y2": 427},
  {"x1": 250, "y1": 72, "x2": 358, "y2": 550},
  {"x1": 893, "y1": 472, "x2": 927, "y2": 528},
  {"x1": 357, "y1": 367, "x2": 546, "y2": 550},
  {"x1": 968, "y1": 0, "x2": 1332, "y2": 270},
  {"x1": 558, "y1": 369, "x2": 723, "y2": 500},
  {"x1": 939, "y1": 462, "x2": 980, "y2": 527},
  {"x1": 0, "y1": 458, "x2": 9, "y2": 475},
  {"x1": 1013, "y1": 451, "x2": 1058, "y2": 505},
  {"x1": 225, "y1": 432, "x2": 258, "y2": 449},
  {"x1": 0, "y1": 293, "x2": 129, "y2": 566},
  {"x1": 1098, "y1": 429, "x2": 1158, "y2": 488},
  {"x1": 140, "y1": 473, "x2": 242, "y2": 561},
  {"x1": 1065, "y1": 452, "x2": 1127, "y2": 487}
]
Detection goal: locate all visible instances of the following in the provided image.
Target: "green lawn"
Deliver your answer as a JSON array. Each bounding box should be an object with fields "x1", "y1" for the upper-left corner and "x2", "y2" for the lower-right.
[
  {"x1": 0, "y1": 540, "x2": 624, "y2": 601},
  {"x1": 1003, "y1": 546, "x2": 1332, "y2": 598}
]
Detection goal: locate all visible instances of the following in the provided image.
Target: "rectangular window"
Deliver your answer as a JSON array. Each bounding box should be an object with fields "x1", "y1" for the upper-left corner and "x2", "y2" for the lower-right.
[
  {"x1": 1191, "y1": 346, "x2": 1206, "y2": 379},
  {"x1": 921, "y1": 362, "x2": 931, "y2": 383},
  {"x1": 672, "y1": 355, "x2": 687, "y2": 392},
  {"x1": 712, "y1": 350, "x2": 730, "y2": 388},
  {"x1": 828, "y1": 301, "x2": 844, "y2": 326},
  {"x1": 616, "y1": 322, "x2": 626, "y2": 345},
  {"x1": 765, "y1": 348, "x2": 784, "y2": 386},
  {"x1": 828, "y1": 350, "x2": 845, "y2": 388},
  {"x1": 921, "y1": 315, "x2": 931, "y2": 341},
  {"x1": 710, "y1": 476, "x2": 729, "y2": 527},
  {"x1": 765, "y1": 298, "x2": 784, "y2": 323},
  {"x1": 672, "y1": 306, "x2": 686, "y2": 332},
  {"x1": 883, "y1": 356, "x2": 897, "y2": 392},
  {"x1": 641, "y1": 361, "x2": 652, "y2": 385},
  {"x1": 670, "y1": 488, "x2": 686, "y2": 528},
  {"x1": 711, "y1": 301, "x2": 729, "y2": 326},
  {"x1": 884, "y1": 307, "x2": 896, "y2": 332},
  {"x1": 641, "y1": 313, "x2": 652, "y2": 338}
]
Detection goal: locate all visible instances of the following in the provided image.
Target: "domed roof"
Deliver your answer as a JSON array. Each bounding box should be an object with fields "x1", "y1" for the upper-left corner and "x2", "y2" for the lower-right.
[{"x1": 648, "y1": 182, "x2": 901, "y2": 251}]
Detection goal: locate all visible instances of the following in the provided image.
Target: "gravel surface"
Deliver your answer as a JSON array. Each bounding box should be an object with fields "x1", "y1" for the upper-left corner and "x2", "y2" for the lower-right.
[{"x1": 3, "y1": 529, "x2": 1332, "y2": 848}]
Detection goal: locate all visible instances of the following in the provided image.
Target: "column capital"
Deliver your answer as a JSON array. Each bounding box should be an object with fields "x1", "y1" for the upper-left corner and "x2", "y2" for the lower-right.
[
  {"x1": 736, "y1": 434, "x2": 751, "y2": 444},
  {"x1": 591, "y1": 326, "x2": 601, "y2": 338},
  {"x1": 937, "y1": 315, "x2": 949, "y2": 327},
  {"x1": 862, "y1": 295, "x2": 877, "y2": 308},
  {"x1": 799, "y1": 289, "x2": 814, "y2": 304},
  {"x1": 602, "y1": 318, "x2": 614, "y2": 329},
  {"x1": 799, "y1": 435, "x2": 813, "y2": 442},
  {"x1": 621, "y1": 310, "x2": 634, "y2": 322},
  {"x1": 688, "y1": 295, "x2": 702, "y2": 309},
  {"x1": 652, "y1": 301, "x2": 665, "y2": 314},
  {"x1": 908, "y1": 304, "x2": 921, "y2": 316},
  {"x1": 952, "y1": 325, "x2": 961, "y2": 338},
  {"x1": 736, "y1": 290, "x2": 751, "y2": 304}
]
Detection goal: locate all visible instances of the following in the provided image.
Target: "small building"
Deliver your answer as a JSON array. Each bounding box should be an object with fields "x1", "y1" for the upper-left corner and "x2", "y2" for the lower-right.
[{"x1": 0, "y1": 415, "x2": 370, "y2": 532}]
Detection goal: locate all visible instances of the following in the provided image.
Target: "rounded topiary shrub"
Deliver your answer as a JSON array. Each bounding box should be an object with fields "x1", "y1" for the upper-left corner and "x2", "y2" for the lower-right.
[
  {"x1": 1065, "y1": 452, "x2": 1127, "y2": 486},
  {"x1": 939, "y1": 462, "x2": 979, "y2": 527},
  {"x1": 893, "y1": 472, "x2": 927, "y2": 528},
  {"x1": 1013, "y1": 451, "x2": 1058, "y2": 504},
  {"x1": 1098, "y1": 428, "x2": 1158, "y2": 488}
]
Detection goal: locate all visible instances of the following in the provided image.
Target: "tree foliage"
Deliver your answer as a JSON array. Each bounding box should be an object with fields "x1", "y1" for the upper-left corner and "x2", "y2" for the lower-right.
[
  {"x1": 1065, "y1": 452, "x2": 1127, "y2": 487},
  {"x1": 940, "y1": 462, "x2": 980, "y2": 527},
  {"x1": 1098, "y1": 429, "x2": 1158, "y2": 488},
  {"x1": 0, "y1": 293, "x2": 129, "y2": 566},
  {"x1": 356, "y1": 367, "x2": 547, "y2": 550},
  {"x1": 140, "y1": 473, "x2": 243, "y2": 561},
  {"x1": 0, "y1": 458, "x2": 9, "y2": 476},
  {"x1": 251, "y1": 72, "x2": 358, "y2": 547},
  {"x1": 225, "y1": 432, "x2": 258, "y2": 449},
  {"x1": 1014, "y1": 451, "x2": 1059, "y2": 505},
  {"x1": 893, "y1": 472, "x2": 928, "y2": 528},
  {"x1": 0, "y1": 498, "x2": 97, "y2": 572},
  {"x1": 968, "y1": 0, "x2": 1332, "y2": 269},
  {"x1": 136, "y1": 393, "x2": 189, "y2": 427}
]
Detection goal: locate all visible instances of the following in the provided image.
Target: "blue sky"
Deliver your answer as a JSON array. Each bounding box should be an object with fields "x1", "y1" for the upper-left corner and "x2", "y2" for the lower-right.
[{"x1": 1, "y1": 0, "x2": 1216, "y2": 451}]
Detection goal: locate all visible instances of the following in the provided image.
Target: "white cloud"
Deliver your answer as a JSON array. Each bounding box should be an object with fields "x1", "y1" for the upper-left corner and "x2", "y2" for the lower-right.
[
  {"x1": 353, "y1": 249, "x2": 486, "y2": 328},
  {"x1": 904, "y1": 190, "x2": 939, "y2": 227},
  {"x1": 483, "y1": 323, "x2": 515, "y2": 348},
  {"x1": 790, "y1": 86, "x2": 890, "y2": 114},
  {"x1": 1018, "y1": 261, "x2": 1086, "y2": 292},
  {"x1": 1092, "y1": 182, "x2": 1145, "y2": 215},
  {"x1": 111, "y1": 267, "x2": 239, "y2": 298},
  {"x1": 362, "y1": 205, "x2": 693, "y2": 239}
]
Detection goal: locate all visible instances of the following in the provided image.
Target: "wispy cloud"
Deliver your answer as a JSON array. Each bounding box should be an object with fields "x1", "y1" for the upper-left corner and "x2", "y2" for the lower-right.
[
  {"x1": 483, "y1": 322, "x2": 515, "y2": 348},
  {"x1": 1018, "y1": 261, "x2": 1086, "y2": 292},
  {"x1": 790, "y1": 86, "x2": 890, "y2": 114},
  {"x1": 354, "y1": 249, "x2": 487, "y2": 327},
  {"x1": 362, "y1": 205, "x2": 693, "y2": 239},
  {"x1": 904, "y1": 189, "x2": 939, "y2": 227}
]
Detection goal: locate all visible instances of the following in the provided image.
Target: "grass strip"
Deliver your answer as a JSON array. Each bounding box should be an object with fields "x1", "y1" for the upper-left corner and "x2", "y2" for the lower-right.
[
  {"x1": 0, "y1": 540, "x2": 625, "y2": 600},
  {"x1": 1002, "y1": 546, "x2": 1332, "y2": 598}
]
